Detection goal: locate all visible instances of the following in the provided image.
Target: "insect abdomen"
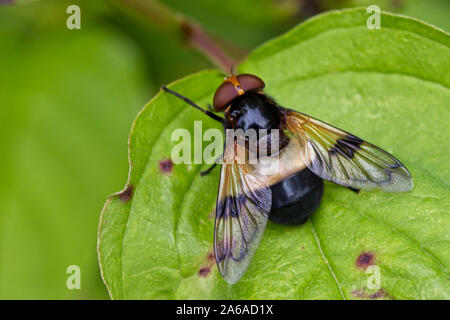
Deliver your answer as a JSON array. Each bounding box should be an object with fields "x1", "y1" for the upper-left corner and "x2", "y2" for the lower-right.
[{"x1": 269, "y1": 168, "x2": 323, "y2": 225}]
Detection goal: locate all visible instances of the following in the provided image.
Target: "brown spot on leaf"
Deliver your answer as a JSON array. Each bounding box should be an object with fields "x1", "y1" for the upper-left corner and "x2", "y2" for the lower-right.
[
  {"x1": 356, "y1": 252, "x2": 375, "y2": 269},
  {"x1": 207, "y1": 252, "x2": 215, "y2": 262},
  {"x1": 198, "y1": 267, "x2": 210, "y2": 277},
  {"x1": 159, "y1": 158, "x2": 173, "y2": 174},
  {"x1": 119, "y1": 185, "x2": 133, "y2": 202}
]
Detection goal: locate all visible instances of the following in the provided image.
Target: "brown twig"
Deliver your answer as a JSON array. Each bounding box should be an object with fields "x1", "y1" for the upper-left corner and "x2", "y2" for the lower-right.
[
  {"x1": 111, "y1": 0, "x2": 237, "y2": 72},
  {"x1": 179, "y1": 18, "x2": 235, "y2": 72}
]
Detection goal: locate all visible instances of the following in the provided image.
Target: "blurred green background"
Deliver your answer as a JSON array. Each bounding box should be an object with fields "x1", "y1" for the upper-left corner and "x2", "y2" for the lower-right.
[{"x1": 0, "y1": 0, "x2": 448, "y2": 300}]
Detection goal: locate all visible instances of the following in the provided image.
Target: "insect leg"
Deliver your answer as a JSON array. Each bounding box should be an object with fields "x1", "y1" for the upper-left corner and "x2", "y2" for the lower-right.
[{"x1": 161, "y1": 86, "x2": 223, "y2": 123}]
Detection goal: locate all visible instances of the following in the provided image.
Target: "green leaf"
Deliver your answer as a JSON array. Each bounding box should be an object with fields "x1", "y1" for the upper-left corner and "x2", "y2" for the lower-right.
[
  {"x1": 98, "y1": 8, "x2": 450, "y2": 299},
  {"x1": 159, "y1": 0, "x2": 300, "y2": 48}
]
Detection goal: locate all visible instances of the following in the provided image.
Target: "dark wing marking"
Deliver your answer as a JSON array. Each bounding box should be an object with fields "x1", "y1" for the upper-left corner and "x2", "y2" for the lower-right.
[
  {"x1": 283, "y1": 109, "x2": 413, "y2": 192},
  {"x1": 214, "y1": 138, "x2": 271, "y2": 284}
]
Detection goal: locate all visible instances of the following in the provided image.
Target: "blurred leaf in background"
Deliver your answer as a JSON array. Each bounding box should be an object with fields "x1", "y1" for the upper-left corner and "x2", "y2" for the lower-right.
[
  {"x1": 106, "y1": 0, "x2": 301, "y2": 85},
  {"x1": 321, "y1": 0, "x2": 450, "y2": 31},
  {"x1": 107, "y1": 0, "x2": 450, "y2": 85},
  {"x1": 98, "y1": 9, "x2": 449, "y2": 299}
]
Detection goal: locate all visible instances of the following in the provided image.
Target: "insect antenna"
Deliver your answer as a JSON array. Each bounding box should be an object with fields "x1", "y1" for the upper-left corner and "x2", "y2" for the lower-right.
[{"x1": 161, "y1": 86, "x2": 223, "y2": 123}]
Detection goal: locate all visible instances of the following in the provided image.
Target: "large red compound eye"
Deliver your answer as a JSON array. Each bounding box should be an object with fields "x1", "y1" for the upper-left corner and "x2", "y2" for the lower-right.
[
  {"x1": 237, "y1": 74, "x2": 265, "y2": 92},
  {"x1": 213, "y1": 82, "x2": 238, "y2": 111}
]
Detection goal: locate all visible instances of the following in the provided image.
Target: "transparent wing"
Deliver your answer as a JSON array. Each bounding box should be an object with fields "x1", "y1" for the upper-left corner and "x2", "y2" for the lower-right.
[
  {"x1": 214, "y1": 138, "x2": 271, "y2": 284},
  {"x1": 284, "y1": 109, "x2": 413, "y2": 192}
]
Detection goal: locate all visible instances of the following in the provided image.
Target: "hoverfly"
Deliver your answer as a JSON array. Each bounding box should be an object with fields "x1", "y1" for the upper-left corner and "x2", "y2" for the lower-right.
[{"x1": 162, "y1": 73, "x2": 413, "y2": 284}]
